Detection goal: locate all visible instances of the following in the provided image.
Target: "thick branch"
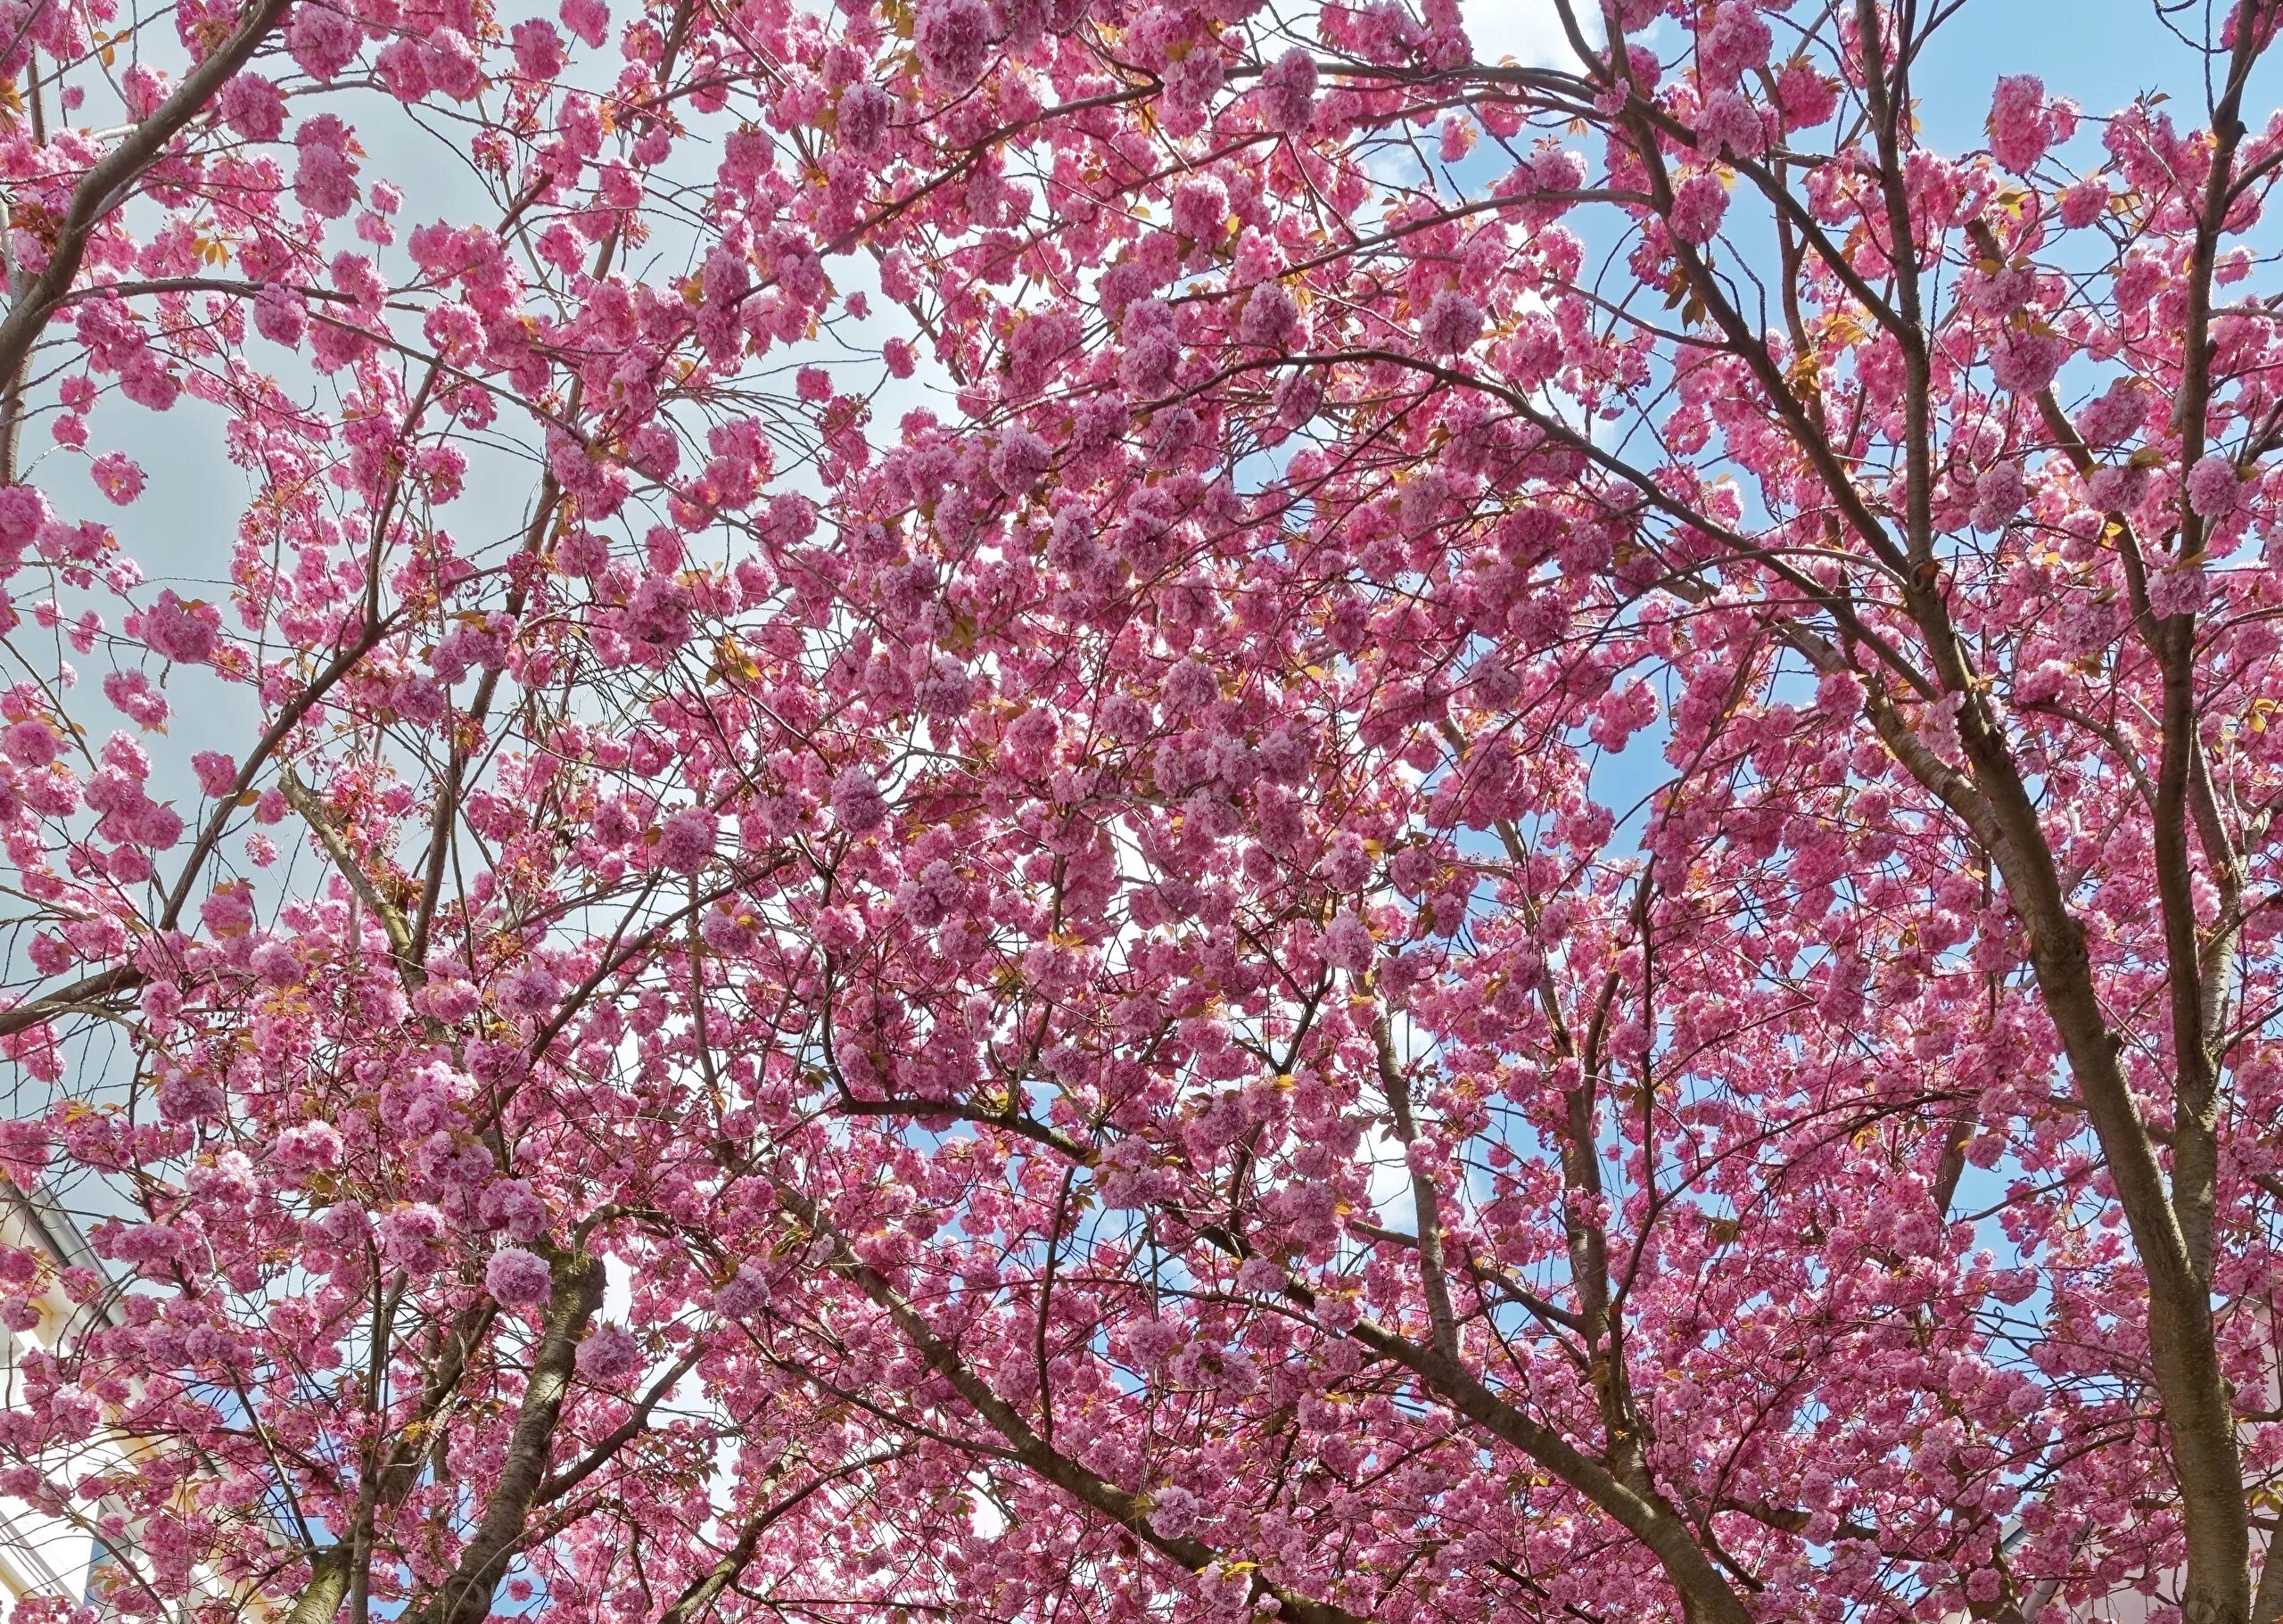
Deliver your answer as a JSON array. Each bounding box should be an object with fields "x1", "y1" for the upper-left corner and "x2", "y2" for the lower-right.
[
  {"x1": 1373, "y1": 1007, "x2": 1460, "y2": 1360},
  {"x1": 771, "y1": 1179, "x2": 1374, "y2": 1624},
  {"x1": 408, "y1": 1250, "x2": 606, "y2": 1624},
  {"x1": 279, "y1": 768, "x2": 421, "y2": 982}
]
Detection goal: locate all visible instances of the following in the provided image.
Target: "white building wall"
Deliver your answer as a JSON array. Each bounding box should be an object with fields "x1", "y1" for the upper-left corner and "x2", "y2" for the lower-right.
[{"x1": 0, "y1": 1191, "x2": 107, "y2": 1612}]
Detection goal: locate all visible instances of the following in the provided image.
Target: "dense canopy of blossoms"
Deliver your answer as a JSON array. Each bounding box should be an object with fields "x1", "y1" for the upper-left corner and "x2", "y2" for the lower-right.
[{"x1": 1, "y1": 3, "x2": 2282, "y2": 1624}]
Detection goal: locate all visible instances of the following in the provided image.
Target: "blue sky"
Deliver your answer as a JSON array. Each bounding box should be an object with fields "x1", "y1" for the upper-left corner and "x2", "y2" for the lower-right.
[{"x1": 1484, "y1": 0, "x2": 2238, "y2": 134}]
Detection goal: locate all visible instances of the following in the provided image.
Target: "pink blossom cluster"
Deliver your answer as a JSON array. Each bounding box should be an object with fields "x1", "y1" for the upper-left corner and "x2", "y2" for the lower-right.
[{"x1": 0, "y1": 5, "x2": 2273, "y2": 1624}]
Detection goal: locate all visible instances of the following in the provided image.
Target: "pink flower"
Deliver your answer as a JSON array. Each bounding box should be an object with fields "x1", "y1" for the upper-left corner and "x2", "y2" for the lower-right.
[
  {"x1": 377, "y1": 1204, "x2": 450, "y2": 1273},
  {"x1": 1669, "y1": 169, "x2": 1730, "y2": 245},
  {"x1": 1323, "y1": 832, "x2": 1371, "y2": 890},
  {"x1": 485, "y1": 1246, "x2": 554, "y2": 1307},
  {"x1": 218, "y1": 74, "x2": 284, "y2": 140},
  {"x1": 479, "y1": 1179, "x2": 549, "y2": 1241},
  {"x1": 422, "y1": 29, "x2": 483, "y2": 100},
  {"x1": 3, "y1": 720, "x2": 57, "y2": 766},
  {"x1": 500, "y1": 964, "x2": 564, "y2": 1017},
  {"x1": 765, "y1": 492, "x2": 818, "y2": 541},
  {"x1": 0, "y1": 485, "x2": 50, "y2": 553},
  {"x1": 576, "y1": 1323, "x2": 640, "y2": 1382},
  {"x1": 103, "y1": 670, "x2": 169, "y2": 730},
  {"x1": 2148, "y1": 563, "x2": 2209, "y2": 617},
  {"x1": 1119, "y1": 328, "x2": 1182, "y2": 397},
  {"x1": 91, "y1": 452, "x2": 144, "y2": 505},
  {"x1": 139, "y1": 590, "x2": 220, "y2": 664},
  {"x1": 831, "y1": 765, "x2": 888, "y2": 832},
  {"x1": 1970, "y1": 460, "x2": 2026, "y2": 532},
  {"x1": 560, "y1": 0, "x2": 608, "y2": 48},
  {"x1": 700, "y1": 903, "x2": 762, "y2": 957},
  {"x1": 990, "y1": 428, "x2": 1051, "y2": 495},
  {"x1": 657, "y1": 808, "x2": 717, "y2": 873},
  {"x1": 2058, "y1": 177, "x2": 2110, "y2": 228},
  {"x1": 914, "y1": 0, "x2": 990, "y2": 92},
  {"x1": 1236, "y1": 1256, "x2": 1284, "y2": 1293},
  {"x1": 1323, "y1": 910, "x2": 1374, "y2": 974},
  {"x1": 1170, "y1": 176, "x2": 1229, "y2": 243},
  {"x1": 1389, "y1": 845, "x2": 1438, "y2": 895},
  {"x1": 374, "y1": 38, "x2": 431, "y2": 100},
  {"x1": 294, "y1": 115, "x2": 361, "y2": 218},
  {"x1": 511, "y1": 19, "x2": 563, "y2": 79},
  {"x1": 714, "y1": 1263, "x2": 772, "y2": 1318},
  {"x1": 1238, "y1": 282, "x2": 1303, "y2": 350},
  {"x1": 0, "y1": 1120, "x2": 50, "y2": 1190},
  {"x1": 191, "y1": 751, "x2": 239, "y2": 796},
  {"x1": 420, "y1": 978, "x2": 482, "y2": 1023},
  {"x1": 2015, "y1": 661, "x2": 2071, "y2": 706},
  {"x1": 1419, "y1": 290, "x2": 1483, "y2": 355},
  {"x1": 1258, "y1": 46, "x2": 1316, "y2": 134},
  {"x1": 249, "y1": 940, "x2": 302, "y2": 984},
  {"x1": 813, "y1": 904, "x2": 863, "y2": 953},
  {"x1": 1163, "y1": 42, "x2": 1223, "y2": 111},
  {"x1": 1533, "y1": 146, "x2": 1587, "y2": 202},
  {"x1": 379, "y1": 1062, "x2": 465, "y2": 1136},
  {"x1": 306, "y1": 1204, "x2": 370, "y2": 1252},
  {"x1": 285, "y1": 3, "x2": 359, "y2": 80},
  {"x1": 271, "y1": 1122, "x2": 344, "y2": 1175},
  {"x1": 120, "y1": 356, "x2": 180, "y2": 412},
  {"x1": 1988, "y1": 74, "x2": 2064, "y2": 172},
  {"x1": 2188, "y1": 453, "x2": 2243, "y2": 518},
  {"x1": 254, "y1": 283, "x2": 307, "y2": 347},
  {"x1": 2075, "y1": 376, "x2": 2144, "y2": 446},
  {"x1": 1698, "y1": 1, "x2": 1773, "y2": 87},
  {"x1": 200, "y1": 883, "x2": 257, "y2": 937},
  {"x1": 1696, "y1": 89, "x2": 1766, "y2": 159},
  {"x1": 1990, "y1": 326, "x2": 2067, "y2": 394},
  {"x1": 838, "y1": 80, "x2": 893, "y2": 153},
  {"x1": 1125, "y1": 1315, "x2": 1183, "y2": 1367},
  {"x1": 1776, "y1": 59, "x2": 1838, "y2": 129},
  {"x1": 1148, "y1": 1485, "x2": 1202, "y2": 1540}
]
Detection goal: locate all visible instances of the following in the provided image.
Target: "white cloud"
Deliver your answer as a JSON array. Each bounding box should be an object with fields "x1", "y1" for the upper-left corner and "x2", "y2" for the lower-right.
[{"x1": 1463, "y1": 0, "x2": 1603, "y2": 70}]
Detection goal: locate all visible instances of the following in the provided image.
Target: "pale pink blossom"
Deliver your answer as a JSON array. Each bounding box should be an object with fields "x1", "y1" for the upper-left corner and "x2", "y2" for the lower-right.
[{"x1": 485, "y1": 1247, "x2": 554, "y2": 1307}]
